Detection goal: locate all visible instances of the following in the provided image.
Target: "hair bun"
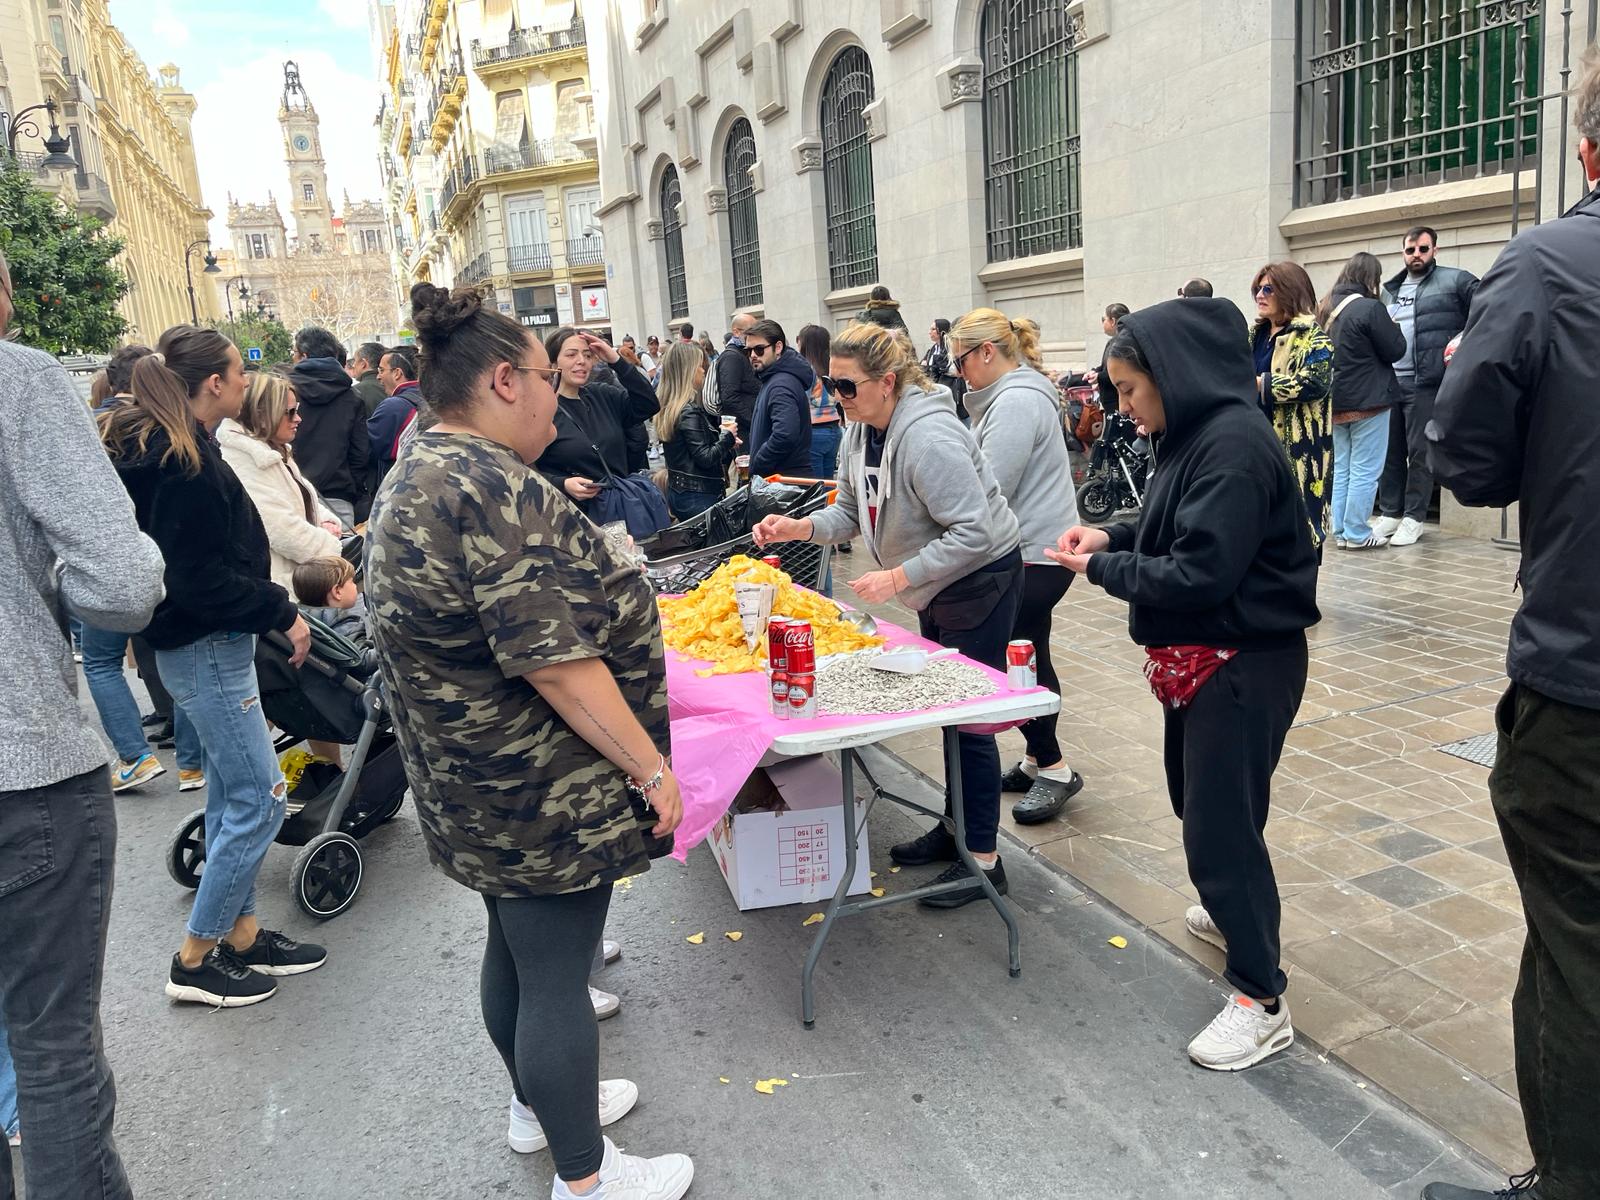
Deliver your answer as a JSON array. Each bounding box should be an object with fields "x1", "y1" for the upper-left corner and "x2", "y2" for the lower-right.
[{"x1": 410, "y1": 282, "x2": 483, "y2": 345}]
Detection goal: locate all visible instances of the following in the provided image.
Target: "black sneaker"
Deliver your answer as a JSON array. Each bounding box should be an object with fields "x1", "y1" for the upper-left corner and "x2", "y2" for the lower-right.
[
  {"x1": 148, "y1": 719, "x2": 175, "y2": 747},
  {"x1": 919, "y1": 857, "x2": 1009, "y2": 910},
  {"x1": 165, "y1": 945, "x2": 277, "y2": 1007},
  {"x1": 231, "y1": 929, "x2": 328, "y2": 976},
  {"x1": 140, "y1": 711, "x2": 166, "y2": 728},
  {"x1": 1000, "y1": 764, "x2": 1036, "y2": 794},
  {"x1": 1011, "y1": 771, "x2": 1085, "y2": 825},
  {"x1": 1422, "y1": 1172, "x2": 1540, "y2": 1200},
  {"x1": 889, "y1": 824, "x2": 958, "y2": 866}
]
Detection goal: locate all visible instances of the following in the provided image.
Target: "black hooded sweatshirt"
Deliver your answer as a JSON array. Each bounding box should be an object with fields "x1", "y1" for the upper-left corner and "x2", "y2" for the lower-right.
[
  {"x1": 1085, "y1": 299, "x2": 1321, "y2": 649},
  {"x1": 290, "y1": 356, "x2": 370, "y2": 506}
]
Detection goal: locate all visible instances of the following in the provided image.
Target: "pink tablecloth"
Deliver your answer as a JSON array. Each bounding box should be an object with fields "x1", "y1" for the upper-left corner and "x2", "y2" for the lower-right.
[{"x1": 666, "y1": 618, "x2": 1047, "y2": 860}]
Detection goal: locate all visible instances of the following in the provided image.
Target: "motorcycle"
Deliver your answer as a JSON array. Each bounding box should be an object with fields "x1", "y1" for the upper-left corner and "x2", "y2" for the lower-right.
[{"x1": 1077, "y1": 409, "x2": 1152, "y2": 522}]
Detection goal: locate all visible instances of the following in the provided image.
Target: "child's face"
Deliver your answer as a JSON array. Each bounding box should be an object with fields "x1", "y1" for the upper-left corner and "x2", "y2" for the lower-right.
[{"x1": 330, "y1": 578, "x2": 360, "y2": 610}]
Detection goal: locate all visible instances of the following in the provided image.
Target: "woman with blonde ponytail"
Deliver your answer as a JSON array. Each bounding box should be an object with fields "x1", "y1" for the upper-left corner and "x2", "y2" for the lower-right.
[
  {"x1": 105, "y1": 324, "x2": 325, "y2": 1009},
  {"x1": 948, "y1": 307, "x2": 1084, "y2": 825},
  {"x1": 754, "y1": 321, "x2": 1025, "y2": 909}
]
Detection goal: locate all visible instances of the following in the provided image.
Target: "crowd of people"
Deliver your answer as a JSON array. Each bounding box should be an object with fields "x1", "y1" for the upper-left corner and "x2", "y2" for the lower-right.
[{"x1": 4, "y1": 74, "x2": 1600, "y2": 1200}]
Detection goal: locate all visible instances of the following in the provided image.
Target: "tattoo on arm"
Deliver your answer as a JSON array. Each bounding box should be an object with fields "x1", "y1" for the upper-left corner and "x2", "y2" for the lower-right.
[{"x1": 572, "y1": 695, "x2": 649, "y2": 778}]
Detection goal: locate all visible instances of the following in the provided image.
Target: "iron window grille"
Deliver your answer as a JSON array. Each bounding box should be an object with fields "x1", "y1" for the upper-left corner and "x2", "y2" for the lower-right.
[
  {"x1": 1295, "y1": 1, "x2": 1544, "y2": 205},
  {"x1": 821, "y1": 46, "x2": 880, "y2": 290},
  {"x1": 661, "y1": 164, "x2": 689, "y2": 320},
  {"x1": 725, "y1": 118, "x2": 764, "y2": 307},
  {"x1": 981, "y1": 0, "x2": 1083, "y2": 261}
]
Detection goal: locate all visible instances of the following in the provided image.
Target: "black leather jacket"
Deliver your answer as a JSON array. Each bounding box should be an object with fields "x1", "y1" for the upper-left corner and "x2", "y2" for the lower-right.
[{"x1": 662, "y1": 400, "x2": 734, "y2": 494}]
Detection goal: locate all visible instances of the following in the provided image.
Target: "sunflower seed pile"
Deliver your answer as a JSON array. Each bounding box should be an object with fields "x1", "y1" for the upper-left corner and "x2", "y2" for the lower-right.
[{"x1": 816, "y1": 654, "x2": 997, "y2": 716}]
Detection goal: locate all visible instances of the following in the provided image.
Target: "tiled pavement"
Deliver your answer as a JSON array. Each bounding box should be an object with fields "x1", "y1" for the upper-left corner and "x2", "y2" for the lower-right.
[{"x1": 839, "y1": 527, "x2": 1532, "y2": 1173}]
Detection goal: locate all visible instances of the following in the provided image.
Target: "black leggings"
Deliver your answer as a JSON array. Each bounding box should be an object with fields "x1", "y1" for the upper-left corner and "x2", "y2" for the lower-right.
[
  {"x1": 1012, "y1": 564, "x2": 1072, "y2": 764},
  {"x1": 480, "y1": 886, "x2": 613, "y2": 1182}
]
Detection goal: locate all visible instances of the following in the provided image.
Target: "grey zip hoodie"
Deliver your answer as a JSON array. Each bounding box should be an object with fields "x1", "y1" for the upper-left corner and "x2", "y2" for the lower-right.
[
  {"x1": 964, "y1": 365, "x2": 1079, "y2": 564},
  {"x1": 808, "y1": 384, "x2": 1020, "y2": 610}
]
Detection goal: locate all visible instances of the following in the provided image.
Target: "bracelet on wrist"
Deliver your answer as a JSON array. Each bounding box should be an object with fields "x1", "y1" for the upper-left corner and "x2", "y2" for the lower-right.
[{"x1": 628, "y1": 754, "x2": 666, "y2": 796}]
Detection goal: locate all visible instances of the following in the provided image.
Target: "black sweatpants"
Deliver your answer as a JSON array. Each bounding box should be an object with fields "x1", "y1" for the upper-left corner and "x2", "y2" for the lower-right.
[
  {"x1": 1012, "y1": 564, "x2": 1072, "y2": 765},
  {"x1": 1491, "y1": 683, "x2": 1600, "y2": 1199},
  {"x1": 1163, "y1": 637, "x2": 1307, "y2": 1001},
  {"x1": 480, "y1": 885, "x2": 613, "y2": 1182},
  {"x1": 129, "y1": 635, "x2": 172, "y2": 720},
  {"x1": 916, "y1": 549, "x2": 1024, "y2": 855}
]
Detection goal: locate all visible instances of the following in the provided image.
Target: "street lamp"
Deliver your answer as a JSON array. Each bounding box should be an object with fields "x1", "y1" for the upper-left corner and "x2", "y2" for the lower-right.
[
  {"x1": 0, "y1": 98, "x2": 77, "y2": 169},
  {"x1": 224, "y1": 276, "x2": 250, "y2": 322},
  {"x1": 183, "y1": 239, "x2": 220, "y2": 324}
]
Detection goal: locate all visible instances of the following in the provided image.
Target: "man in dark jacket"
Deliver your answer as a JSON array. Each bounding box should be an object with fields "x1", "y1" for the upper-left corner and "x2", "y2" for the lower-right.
[
  {"x1": 717, "y1": 313, "x2": 762, "y2": 443},
  {"x1": 1374, "y1": 227, "x2": 1478, "y2": 547},
  {"x1": 349, "y1": 341, "x2": 387, "y2": 417},
  {"x1": 745, "y1": 319, "x2": 814, "y2": 477},
  {"x1": 290, "y1": 348, "x2": 368, "y2": 528},
  {"x1": 1419, "y1": 83, "x2": 1600, "y2": 1200},
  {"x1": 368, "y1": 346, "x2": 422, "y2": 490}
]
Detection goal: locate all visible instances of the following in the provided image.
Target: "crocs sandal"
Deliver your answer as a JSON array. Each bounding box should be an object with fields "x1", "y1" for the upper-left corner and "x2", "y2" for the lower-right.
[
  {"x1": 1000, "y1": 764, "x2": 1036, "y2": 794},
  {"x1": 1011, "y1": 772, "x2": 1085, "y2": 825}
]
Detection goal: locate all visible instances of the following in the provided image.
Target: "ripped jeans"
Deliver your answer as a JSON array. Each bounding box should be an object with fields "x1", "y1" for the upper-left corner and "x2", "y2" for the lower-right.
[{"x1": 155, "y1": 632, "x2": 287, "y2": 940}]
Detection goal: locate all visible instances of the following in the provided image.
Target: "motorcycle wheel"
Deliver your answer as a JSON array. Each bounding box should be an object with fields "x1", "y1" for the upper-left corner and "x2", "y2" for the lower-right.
[{"x1": 1078, "y1": 478, "x2": 1117, "y2": 522}]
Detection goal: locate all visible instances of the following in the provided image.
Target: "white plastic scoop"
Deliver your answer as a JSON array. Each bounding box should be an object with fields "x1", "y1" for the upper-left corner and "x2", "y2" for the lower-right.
[{"x1": 868, "y1": 646, "x2": 960, "y2": 675}]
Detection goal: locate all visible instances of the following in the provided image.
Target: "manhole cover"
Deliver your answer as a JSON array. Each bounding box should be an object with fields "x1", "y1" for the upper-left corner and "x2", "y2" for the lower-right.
[{"x1": 1437, "y1": 733, "x2": 1497, "y2": 768}]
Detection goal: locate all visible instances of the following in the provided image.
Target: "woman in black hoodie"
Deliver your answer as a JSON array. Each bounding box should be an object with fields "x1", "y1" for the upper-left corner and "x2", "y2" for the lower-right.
[
  {"x1": 1048, "y1": 299, "x2": 1320, "y2": 1074},
  {"x1": 103, "y1": 325, "x2": 325, "y2": 1010}
]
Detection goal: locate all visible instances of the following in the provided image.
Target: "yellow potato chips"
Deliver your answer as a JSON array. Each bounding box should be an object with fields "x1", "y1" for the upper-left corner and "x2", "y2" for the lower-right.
[{"x1": 659, "y1": 555, "x2": 882, "y2": 675}]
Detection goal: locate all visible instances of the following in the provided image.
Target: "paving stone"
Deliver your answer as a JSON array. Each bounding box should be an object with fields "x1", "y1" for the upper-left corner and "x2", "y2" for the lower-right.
[
  {"x1": 1356, "y1": 825, "x2": 1451, "y2": 863},
  {"x1": 1350, "y1": 864, "x2": 1459, "y2": 909},
  {"x1": 1343, "y1": 910, "x2": 1463, "y2": 967},
  {"x1": 1414, "y1": 893, "x2": 1524, "y2": 943}
]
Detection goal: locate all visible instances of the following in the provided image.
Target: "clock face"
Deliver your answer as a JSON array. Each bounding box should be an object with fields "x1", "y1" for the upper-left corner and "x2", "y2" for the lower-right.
[{"x1": 293, "y1": 134, "x2": 311, "y2": 152}]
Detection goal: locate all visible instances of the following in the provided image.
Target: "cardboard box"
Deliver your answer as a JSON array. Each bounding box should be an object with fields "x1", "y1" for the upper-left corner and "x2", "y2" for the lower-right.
[{"x1": 706, "y1": 756, "x2": 872, "y2": 911}]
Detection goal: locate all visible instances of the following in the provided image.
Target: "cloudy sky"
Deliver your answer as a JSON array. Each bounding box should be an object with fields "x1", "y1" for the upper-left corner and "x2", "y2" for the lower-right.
[{"x1": 111, "y1": 0, "x2": 388, "y2": 247}]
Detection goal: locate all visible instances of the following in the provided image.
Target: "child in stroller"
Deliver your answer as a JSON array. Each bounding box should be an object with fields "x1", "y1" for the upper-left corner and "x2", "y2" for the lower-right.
[{"x1": 292, "y1": 556, "x2": 369, "y2": 644}]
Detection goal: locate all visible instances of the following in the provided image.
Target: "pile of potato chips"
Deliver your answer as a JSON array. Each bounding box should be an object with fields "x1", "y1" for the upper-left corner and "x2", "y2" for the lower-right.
[{"x1": 659, "y1": 555, "x2": 883, "y2": 675}]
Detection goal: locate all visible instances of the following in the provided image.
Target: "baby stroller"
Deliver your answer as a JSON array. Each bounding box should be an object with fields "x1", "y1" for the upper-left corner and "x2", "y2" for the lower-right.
[
  {"x1": 638, "y1": 475, "x2": 836, "y2": 594},
  {"x1": 163, "y1": 616, "x2": 407, "y2": 920}
]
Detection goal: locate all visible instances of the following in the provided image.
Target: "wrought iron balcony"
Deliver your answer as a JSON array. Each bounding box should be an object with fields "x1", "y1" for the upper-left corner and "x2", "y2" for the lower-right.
[
  {"x1": 483, "y1": 137, "x2": 597, "y2": 177},
  {"x1": 74, "y1": 172, "x2": 116, "y2": 222},
  {"x1": 567, "y1": 241, "x2": 604, "y2": 266},
  {"x1": 471, "y1": 19, "x2": 587, "y2": 73},
  {"x1": 457, "y1": 250, "x2": 492, "y2": 286},
  {"x1": 507, "y1": 243, "x2": 553, "y2": 274}
]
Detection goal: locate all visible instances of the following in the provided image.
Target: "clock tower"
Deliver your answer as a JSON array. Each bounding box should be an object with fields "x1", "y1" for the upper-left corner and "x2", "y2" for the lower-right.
[{"x1": 280, "y1": 61, "x2": 334, "y2": 253}]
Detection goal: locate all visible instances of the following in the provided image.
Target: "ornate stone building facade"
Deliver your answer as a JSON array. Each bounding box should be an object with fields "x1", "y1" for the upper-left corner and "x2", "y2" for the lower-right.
[
  {"x1": 0, "y1": 0, "x2": 218, "y2": 337},
  {"x1": 226, "y1": 62, "x2": 399, "y2": 345}
]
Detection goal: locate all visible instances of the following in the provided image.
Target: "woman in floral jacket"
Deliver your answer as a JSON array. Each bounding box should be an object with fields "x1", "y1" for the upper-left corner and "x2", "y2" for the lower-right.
[{"x1": 1249, "y1": 261, "x2": 1334, "y2": 551}]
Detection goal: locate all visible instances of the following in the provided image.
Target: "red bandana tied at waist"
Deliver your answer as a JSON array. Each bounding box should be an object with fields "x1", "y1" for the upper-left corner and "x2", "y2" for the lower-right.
[{"x1": 1143, "y1": 645, "x2": 1238, "y2": 710}]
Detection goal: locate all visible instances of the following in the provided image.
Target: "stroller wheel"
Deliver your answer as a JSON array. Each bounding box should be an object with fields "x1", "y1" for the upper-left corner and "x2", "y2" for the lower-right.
[
  {"x1": 291, "y1": 832, "x2": 363, "y2": 920},
  {"x1": 166, "y1": 809, "x2": 207, "y2": 889}
]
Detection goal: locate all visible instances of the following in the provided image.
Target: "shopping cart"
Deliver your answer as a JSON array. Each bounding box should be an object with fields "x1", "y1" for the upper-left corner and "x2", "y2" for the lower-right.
[{"x1": 640, "y1": 475, "x2": 836, "y2": 593}]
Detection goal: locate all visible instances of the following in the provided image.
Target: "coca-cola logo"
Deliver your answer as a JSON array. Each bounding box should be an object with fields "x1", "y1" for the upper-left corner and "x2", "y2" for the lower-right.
[{"x1": 782, "y1": 625, "x2": 813, "y2": 648}]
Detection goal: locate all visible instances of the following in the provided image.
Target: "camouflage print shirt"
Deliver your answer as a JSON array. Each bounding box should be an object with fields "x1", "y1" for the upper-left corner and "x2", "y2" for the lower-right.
[{"x1": 366, "y1": 430, "x2": 668, "y2": 897}]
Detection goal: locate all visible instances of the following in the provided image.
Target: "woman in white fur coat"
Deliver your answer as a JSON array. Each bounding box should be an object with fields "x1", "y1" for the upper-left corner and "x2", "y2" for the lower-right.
[{"x1": 217, "y1": 372, "x2": 343, "y2": 593}]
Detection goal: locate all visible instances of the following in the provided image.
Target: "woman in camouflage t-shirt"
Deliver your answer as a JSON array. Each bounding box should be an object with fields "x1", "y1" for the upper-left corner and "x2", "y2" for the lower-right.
[{"x1": 366, "y1": 284, "x2": 694, "y2": 1200}]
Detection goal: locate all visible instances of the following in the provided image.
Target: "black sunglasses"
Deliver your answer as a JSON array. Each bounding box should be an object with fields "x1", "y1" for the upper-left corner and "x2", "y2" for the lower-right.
[
  {"x1": 745, "y1": 342, "x2": 772, "y2": 357},
  {"x1": 821, "y1": 375, "x2": 870, "y2": 400},
  {"x1": 953, "y1": 344, "x2": 984, "y2": 373}
]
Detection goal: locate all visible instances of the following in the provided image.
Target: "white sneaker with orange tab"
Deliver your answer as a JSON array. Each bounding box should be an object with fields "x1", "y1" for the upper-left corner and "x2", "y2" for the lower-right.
[{"x1": 1188, "y1": 993, "x2": 1293, "y2": 1071}]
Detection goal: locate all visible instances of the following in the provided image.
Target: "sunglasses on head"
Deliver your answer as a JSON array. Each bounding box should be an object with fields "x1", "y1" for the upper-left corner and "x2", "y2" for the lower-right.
[{"x1": 821, "y1": 376, "x2": 870, "y2": 400}]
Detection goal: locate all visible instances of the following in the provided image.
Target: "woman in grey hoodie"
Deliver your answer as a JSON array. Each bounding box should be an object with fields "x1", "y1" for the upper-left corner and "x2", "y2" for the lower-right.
[
  {"x1": 754, "y1": 323, "x2": 1023, "y2": 910},
  {"x1": 950, "y1": 309, "x2": 1083, "y2": 826}
]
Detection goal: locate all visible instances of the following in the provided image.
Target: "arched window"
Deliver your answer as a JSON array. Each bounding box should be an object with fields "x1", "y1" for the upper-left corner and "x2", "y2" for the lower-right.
[
  {"x1": 659, "y1": 163, "x2": 687, "y2": 320},
  {"x1": 820, "y1": 47, "x2": 878, "y2": 290},
  {"x1": 981, "y1": 0, "x2": 1081, "y2": 262},
  {"x1": 724, "y1": 118, "x2": 762, "y2": 308}
]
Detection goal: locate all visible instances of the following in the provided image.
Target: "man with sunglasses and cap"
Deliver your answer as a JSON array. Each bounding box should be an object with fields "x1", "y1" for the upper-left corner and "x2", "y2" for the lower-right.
[{"x1": 745, "y1": 319, "x2": 814, "y2": 477}]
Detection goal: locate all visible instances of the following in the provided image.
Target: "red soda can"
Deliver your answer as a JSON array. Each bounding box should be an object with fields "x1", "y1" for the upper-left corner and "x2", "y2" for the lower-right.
[
  {"x1": 767, "y1": 617, "x2": 790, "y2": 673},
  {"x1": 762, "y1": 554, "x2": 783, "y2": 570},
  {"x1": 1006, "y1": 639, "x2": 1037, "y2": 688},
  {"x1": 786, "y1": 672, "x2": 817, "y2": 719},
  {"x1": 783, "y1": 620, "x2": 816, "y2": 674},
  {"x1": 769, "y1": 669, "x2": 790, "y2": 719}
]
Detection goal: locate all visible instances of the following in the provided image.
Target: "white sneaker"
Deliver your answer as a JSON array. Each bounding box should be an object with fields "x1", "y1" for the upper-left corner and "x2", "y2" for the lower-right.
[
  {"x1": 1370, "y1": 515, "x2": 1402, "y2": 539},
  {"x1": 1184, "y1": 905, "x2": 1227, "y2": 952},
  {"x1": 550, "y1": 1136, "x2": 694, "y2": 1200},
  {"x1": 1188, "y1": 994, "x2": 1294, "y2": 1071},
  {"x1": 1389, "y1": 516, "x2": 1424, "y2": 546},
  {"x1": 112, "y1": 753, "x2": 166, "y2": 792},
  {"x1": 509, "y1": 1079, "x2": 639, "y2": 1154},
  {"x1": 1341, "y1": 534, "x2": 1389, "y2": 550},
  {"x1": 591, "y1": 985, "x2": 620, "y2": 1020},
  {"x1": 602, "y1": 939, "x2": 622, "y2": 965}
]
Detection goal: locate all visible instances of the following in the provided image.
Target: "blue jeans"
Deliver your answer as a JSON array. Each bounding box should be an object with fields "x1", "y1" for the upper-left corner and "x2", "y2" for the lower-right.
[
  {"x1": 80, "y1": 623, "x2": 201, "y2": 770},
  {"x1": 667, "y1": 488, "x2": 721, "y2": 521},
  {"x1": 156, "y1": 633, "x2": 286, "y2": 940},
  {"x1": 810, "y1": 422, "x2": 842, "y2": 481},
  {"x1": 0, "y1": 1014, "x2": 14, "y2": 1138},
  {"x1": 1330, "y1": 409, "x2": 1391, "y2": 543}
]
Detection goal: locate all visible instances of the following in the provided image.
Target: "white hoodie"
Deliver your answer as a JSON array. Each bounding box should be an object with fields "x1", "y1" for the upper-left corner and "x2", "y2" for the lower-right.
[{"x1": 216, "y1": 420, "x2": 341, "y2": 592}]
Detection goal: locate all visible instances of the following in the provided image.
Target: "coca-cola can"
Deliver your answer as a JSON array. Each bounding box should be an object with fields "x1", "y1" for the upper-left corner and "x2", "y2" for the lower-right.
[
  {"x1": 769, "y1": 669, "x2": 790, "y2": 719},
  {"x1": 761, "y1": 554, "x2": 783, "y2": 570},
  {"x1": 786, "y1": 672, "x2": 817, "y2": 719},
  {"x1": 783, "y1": 620, "x2": 816, "y2": 675},
  {"x1": 1006, "y1": 639, "x2": 1037, "y2": 689},
  {"x1": 767, "y1": 617, "x2": 790, "y2": 674}
]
